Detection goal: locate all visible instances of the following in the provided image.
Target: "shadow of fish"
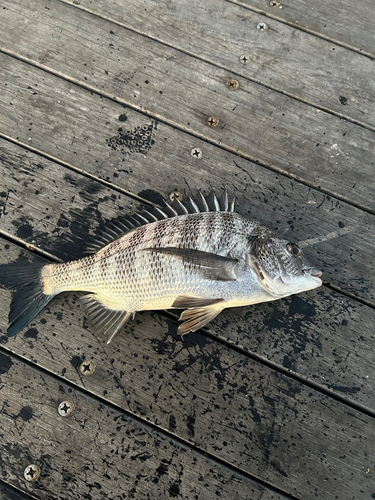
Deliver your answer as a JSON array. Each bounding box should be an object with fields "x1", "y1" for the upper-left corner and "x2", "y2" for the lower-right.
[{"x1": 0, "y1": 190, "x2": 322, "y2": 344}]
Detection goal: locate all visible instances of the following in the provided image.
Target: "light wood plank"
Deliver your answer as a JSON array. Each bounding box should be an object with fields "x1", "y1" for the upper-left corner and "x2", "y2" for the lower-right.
[
  {"x1": 0, "y1": 352, "x2": 278, "y2": 500},
  {"x1": 11, "y1": 0, "x2": 370, "y2": 129},
  {"x1": 0, "y1": 56, "x2": 374, "y2": 304},
  {"x1": 0, "y1": 141, "x2": 374, "y2": 410},
  {"x1": 27, "y1": 0, "x2": 375, "y2": 127},
  {"x1": 232, "y1": 0, "x2": 375, "y2": 57},
  {"x1": 1, "y1": 244, "x2": 374, "y2": 499},
  {"x1": 1, "y1": 2, "x2": 375, "y2": 211}
]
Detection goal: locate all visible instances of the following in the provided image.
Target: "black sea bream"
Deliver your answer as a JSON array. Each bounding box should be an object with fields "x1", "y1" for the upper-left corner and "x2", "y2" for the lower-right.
[{"x1": 0, "y1": 191, "x2": 322, "y2": 343}]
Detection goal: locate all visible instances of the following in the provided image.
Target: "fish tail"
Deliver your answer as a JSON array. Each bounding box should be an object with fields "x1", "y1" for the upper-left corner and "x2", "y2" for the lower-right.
[{"x1": 0, "y1": 262, "x2": 55, "y2": 337}]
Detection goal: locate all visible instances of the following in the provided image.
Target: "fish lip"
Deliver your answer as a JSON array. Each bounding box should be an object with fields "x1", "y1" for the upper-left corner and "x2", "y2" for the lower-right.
[{"x1": 303, "y1": 268, "x2": 323, "y2": 286}]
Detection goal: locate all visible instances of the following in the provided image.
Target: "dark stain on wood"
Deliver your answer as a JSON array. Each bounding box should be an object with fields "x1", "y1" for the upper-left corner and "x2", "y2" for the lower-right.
[
  {"x1": 24, "y1": 328, "x2": 38, "y2": 340},
  {"x1": 0, "y1": 352, "x2": 13, "y2": 375},
  {"x1": 19, "y1": 406, "x2": 33, "y2": 421}
]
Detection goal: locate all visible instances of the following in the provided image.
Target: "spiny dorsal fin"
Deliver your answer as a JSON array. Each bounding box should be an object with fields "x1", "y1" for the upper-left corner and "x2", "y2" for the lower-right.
[{"x1": 83, "y1": 190, "x2": 236, "y2": 255}]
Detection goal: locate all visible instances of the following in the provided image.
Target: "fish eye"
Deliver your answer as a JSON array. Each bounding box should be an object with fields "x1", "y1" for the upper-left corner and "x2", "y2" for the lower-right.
[{"x1": 287, "y1": 242, "x2": 301, "y2": 257}]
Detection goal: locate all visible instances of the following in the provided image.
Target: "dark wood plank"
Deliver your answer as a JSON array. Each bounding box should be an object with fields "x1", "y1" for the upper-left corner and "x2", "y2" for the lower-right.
[
  {"x1": 1, "y1": 244, "x2": 374, "y2": 499},
  {"x1": 1, "y1": 2, "x2": 375, "y2": 211},
  {"x1": 0, "y1": 55, "x2": 374, "y2": 305},
  {"x1": 232, "y1": 0, "x2": 375, "y2": 57},
  {"x1": 0, "y1": 482, "x2": 35, "y2": 500},
  {"x1": 1, "y1": 140, "x2": 374, "y2": 410},
  {"x1": 0, "y1": 352, "x2": 278, "y2": 500}
]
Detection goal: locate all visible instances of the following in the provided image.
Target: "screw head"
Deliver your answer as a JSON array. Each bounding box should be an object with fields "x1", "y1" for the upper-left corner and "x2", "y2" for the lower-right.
[
  {"x1": 239, "y1": 54, "x2": 250, "y2": 64},
  {"x1": 257, "y1": 22, "x2": 268, "y2": 31},
  {"x1": 206, "y1": 116, "x2": 219, "y2": 128},
  {"x1": 227, "y1": 79, "x2": 240, "y2": 90},
  {"x1": 79, "y1": 360, "x2": 96, "y2": 376},
  {"x1": 270, "y1": 0, "x2": 282, "y2": 7},
  {"x1": 58, "y1": 401, "x2": 74, "y2": 417},
  {"x1": 190, "y1": 148, "x2": 202, "y2": 158},
  {"x1": 24, "y1": 464, "x2": 41, "y2": 482},
  {"x1": 169, "y1": 190, "x2": 183, "y2": 202}
]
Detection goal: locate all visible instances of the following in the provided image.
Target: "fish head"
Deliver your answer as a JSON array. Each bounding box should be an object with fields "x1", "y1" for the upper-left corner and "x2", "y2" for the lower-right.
[{"x1": 248, "y1": 236, "x2": 322, "y2": 297}]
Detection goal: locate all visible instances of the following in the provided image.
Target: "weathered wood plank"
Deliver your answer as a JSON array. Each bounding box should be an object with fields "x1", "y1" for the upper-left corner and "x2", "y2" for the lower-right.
[
  {"x1": 232, "y1": 0, "x2": 375, "y2": 57},
  {"x1": 36, "y1": 0, "x2": 373, "y2": 130},
  {"x1": 1, "y1": 245, "x2": 374, "y2": 499},
  {"x1": 1, "y1": 140, "x2": 374, "y2": 409},
  {"x1": 0, "y1": 352, "x2": 279, "y2": 500},
  {"x1": 0, "y1": 481, "x2": 35, "y2": 500},
  {"x1": 0, "y1": 57, "x2": 374, "y2": 304},
  {"x1": 1, "y1": 3, "x2": 375, "y2": 211}
]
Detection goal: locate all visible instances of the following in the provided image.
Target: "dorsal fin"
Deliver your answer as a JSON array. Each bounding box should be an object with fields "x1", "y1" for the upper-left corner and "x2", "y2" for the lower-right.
[{"x1": 83, "y1": 190, "x2": 236, "y2": 255}]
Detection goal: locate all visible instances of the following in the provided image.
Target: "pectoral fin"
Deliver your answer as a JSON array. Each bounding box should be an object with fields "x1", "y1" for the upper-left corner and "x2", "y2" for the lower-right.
[
  {"x1": 143, "y1": 247, "x2": 238, "y2": 281},
  {"x1": 172, "y1": 295, "x2": 224, "y2": 309}
]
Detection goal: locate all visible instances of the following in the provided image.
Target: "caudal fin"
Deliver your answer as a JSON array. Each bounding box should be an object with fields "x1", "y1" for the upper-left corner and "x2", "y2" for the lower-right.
[{"x1": 0, "y1": 262, "x2": 54, "y2": 337}]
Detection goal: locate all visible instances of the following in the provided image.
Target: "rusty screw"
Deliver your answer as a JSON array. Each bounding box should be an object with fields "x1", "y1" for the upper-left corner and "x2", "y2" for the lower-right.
[
  {"x1": 58, "y1": 401, "x2": 74, "y2": 417},
  {"x1": 190, "y1": 148, "x2": 202, "y2": 158},
  {"x1": 257, "y1": 22, "x2": 268, "y2": 31},
  {"x1": 239, "y1": 54, "x2": 250, "y2": 64},
  {"x1": 24, "y1": 464, "x2": 41, "y2": 482},
  {"x1": 227, "y1": 79, "x2": 239, "y2": 90},
  {"x1": 79, "y1": 360, "x2": 96, "y2": 376},
  {"x1": 169, "y1": 190, "x2": 183, "y2": 202},
  {"x1": 206, "y1": 116, "x2": 219, "y2": 128}
]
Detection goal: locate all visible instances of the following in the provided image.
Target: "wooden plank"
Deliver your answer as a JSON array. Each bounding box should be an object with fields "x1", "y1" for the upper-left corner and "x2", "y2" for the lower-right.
[
  {"x1": 0, "y1": 481, "x2": 35, "y2": 500},
  {"x1": 1, "y1": 2, "x2": 375, "y2": 211},
  {"x1": 0, "y1": 352, "x2": 278, "y2": 500},
  {"x1": 1, "y1": 245, "x2": 375, "y2": 499},
  {"x1": 1, "y1": 140, "x2": 374, "y2": 410},
  {"x1": 8, "y1": 0, "x2": 370, "y2": 130},
  {"x1": 232, "y1": 0, "x2": 375, "y2": 57},
  {"x1": 0, "y1": 57, "x2": 374, "y2": 304}
]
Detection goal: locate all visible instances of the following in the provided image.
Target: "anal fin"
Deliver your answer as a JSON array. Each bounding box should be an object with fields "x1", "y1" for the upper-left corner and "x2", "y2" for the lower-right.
[{"x1": 81, "y1": 294, "x2": 135, "y2": 344}]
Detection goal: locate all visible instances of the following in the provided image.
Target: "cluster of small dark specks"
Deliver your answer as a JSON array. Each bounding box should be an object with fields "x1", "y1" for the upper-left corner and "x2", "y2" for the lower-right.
[{"x1": 106, "y1": 123, "x2": 156, "y2": 155}]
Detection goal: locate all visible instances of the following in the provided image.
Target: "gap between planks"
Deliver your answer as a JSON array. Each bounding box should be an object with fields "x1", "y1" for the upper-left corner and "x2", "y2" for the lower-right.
[
  {"x1": 0, "y1": 50, "x2": 374, "y2": 219},
  {"x1": 226, "y1": 0, "x2": 375, "y2": 59},
  {"x1": 0, "y1": 346, "x2": 298, "y2": 500},
  {"x1": 1, "y1": 230, "x2": 374, "y2": 420}
]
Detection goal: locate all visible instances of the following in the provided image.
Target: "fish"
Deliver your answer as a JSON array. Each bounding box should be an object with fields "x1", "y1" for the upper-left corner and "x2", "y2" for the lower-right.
[{"x1": 0, "y1": 190, "x2": 322, "y2": 344}]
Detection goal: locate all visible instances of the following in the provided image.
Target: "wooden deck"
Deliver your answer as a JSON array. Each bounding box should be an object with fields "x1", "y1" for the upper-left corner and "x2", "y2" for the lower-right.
[{"x1": 0, "y1": 0, "x2": 374, "y2": 498}]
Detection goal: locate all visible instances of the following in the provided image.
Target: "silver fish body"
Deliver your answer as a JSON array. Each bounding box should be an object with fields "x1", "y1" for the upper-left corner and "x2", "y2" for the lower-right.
[{"x1": 0, "y1": 191, "x2": 322, "y2": 342}]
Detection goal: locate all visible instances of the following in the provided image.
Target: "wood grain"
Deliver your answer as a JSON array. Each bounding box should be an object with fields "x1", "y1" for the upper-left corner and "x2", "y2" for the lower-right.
[
  {"x1": 1, "y1": 1, "x2": 375, "y2": 211},
  {"x1": 0, "y1": 352, "x2": 278, "y2": 500},
  {"x1": 0, "y1": 481, "x2": 35, "y2": 500},
  {"x1": 232, "y1": 0, "x2": 375, "y2": 57},
  {"x1": 34, "y1": 0, "x2": 373, "y2": 127},
  {"x1": 0, "y1": 140, "x2": 374, "y2": 410}
]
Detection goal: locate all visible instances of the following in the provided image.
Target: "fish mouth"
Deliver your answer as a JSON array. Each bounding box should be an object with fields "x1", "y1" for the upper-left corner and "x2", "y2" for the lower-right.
[{"x1": 303, "y1": 267, "x2": 323, "y2": 286}]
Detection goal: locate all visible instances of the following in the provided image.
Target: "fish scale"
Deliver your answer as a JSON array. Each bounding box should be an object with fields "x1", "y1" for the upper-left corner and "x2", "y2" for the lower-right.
[{"x1": 0, "y1": 190, "x2": 322, "y2": 343}]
